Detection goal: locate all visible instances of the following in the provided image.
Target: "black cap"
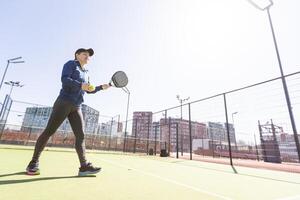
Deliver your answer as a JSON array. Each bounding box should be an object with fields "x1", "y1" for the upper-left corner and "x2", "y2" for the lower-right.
[{"x1": 75, "y1": 48, "x2": 94, "y2": 57}]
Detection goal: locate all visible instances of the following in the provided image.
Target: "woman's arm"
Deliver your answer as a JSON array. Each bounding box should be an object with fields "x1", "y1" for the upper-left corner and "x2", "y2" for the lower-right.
[
  {"x1": 86, "y1": 84, "x2": 110, "y2": 94},
  {"x1": 86, "y1": 85, "x2": 103, "y2": 94},
  {"x1": 61, "y1": 61, "x2": 82, "y2": 90}
]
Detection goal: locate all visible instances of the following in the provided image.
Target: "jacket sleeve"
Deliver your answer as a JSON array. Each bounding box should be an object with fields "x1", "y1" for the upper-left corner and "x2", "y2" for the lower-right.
[
  {"x1": 61, "y1": 61, "x2": 82, "y2": 90},
  {"x1": 86, "y1": 85, "x2": 103, "y2": 94}
]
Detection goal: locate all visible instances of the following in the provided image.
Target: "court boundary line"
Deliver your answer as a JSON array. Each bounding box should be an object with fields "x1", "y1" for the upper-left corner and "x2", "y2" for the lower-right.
[
  {"x1": 2, "y1": 145, "x2": 299, "y2": 200},
  {"x1": 98, "y1": 158, "x2": 233, "y2": 200}
]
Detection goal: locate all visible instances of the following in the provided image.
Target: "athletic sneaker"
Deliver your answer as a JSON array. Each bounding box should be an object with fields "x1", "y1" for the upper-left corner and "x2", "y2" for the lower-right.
[
  {"x1": 26, "y1": 160, "x2": 40, "y2": 175},
  {"x1": 78, "y1": 162, "x2": 101, "y2": 176}
]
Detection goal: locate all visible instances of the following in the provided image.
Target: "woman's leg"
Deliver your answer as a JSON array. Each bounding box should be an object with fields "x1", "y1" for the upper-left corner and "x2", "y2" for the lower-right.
[
  {"x1": 68, "y1": 107, "x2": 87, "y2": 166},
  {"x1": 31, "y1": 99, "x2": 72, "y2": 162}
]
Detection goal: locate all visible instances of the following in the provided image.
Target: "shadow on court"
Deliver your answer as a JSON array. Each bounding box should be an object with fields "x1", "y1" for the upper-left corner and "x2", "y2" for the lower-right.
[
  {"x1": 0, "y1": 172, "x2": 96, "y2": 185},
  {"x1": 0, "y1": 172, "x2": 27, "y2": 178}
]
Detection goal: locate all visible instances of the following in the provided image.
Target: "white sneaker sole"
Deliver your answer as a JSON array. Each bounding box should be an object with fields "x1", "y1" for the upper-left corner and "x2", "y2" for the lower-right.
[
  {"x1": 78, "y1": 169, "x2": 101, "y2": 176},
  {"x1": 26, "y1": 169, "x2": 40, "y2": 175}
]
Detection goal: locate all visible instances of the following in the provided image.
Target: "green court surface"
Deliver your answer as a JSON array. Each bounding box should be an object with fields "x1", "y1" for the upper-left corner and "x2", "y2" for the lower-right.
[{"x1": 1, "y1": 145, "x2": 300, "y2": 200}]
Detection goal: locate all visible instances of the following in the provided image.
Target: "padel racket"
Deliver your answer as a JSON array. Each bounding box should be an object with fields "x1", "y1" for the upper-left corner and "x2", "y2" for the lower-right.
[{"x1": 109, "y1": 71, "x2": 128, "y2": 88}]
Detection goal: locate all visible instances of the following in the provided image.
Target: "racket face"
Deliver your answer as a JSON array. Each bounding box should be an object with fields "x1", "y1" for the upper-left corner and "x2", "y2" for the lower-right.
[{"x1": 111, "y1": 71, "x2": 128, "y2": 88}]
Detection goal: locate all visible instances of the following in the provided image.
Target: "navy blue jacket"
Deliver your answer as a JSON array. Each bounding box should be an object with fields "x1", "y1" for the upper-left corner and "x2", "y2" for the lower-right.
[{"x1": 58, "y1": 60, "x2": 102, "y2": 106}]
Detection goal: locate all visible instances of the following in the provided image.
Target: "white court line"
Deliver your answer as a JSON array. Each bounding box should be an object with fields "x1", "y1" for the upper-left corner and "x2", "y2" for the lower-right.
[
  {"x1": 276, "y1": 195, "x2": 300, "y2": 200},
  {"x1": 98, "y1": 158, "x2": 233, "y2": 200}
]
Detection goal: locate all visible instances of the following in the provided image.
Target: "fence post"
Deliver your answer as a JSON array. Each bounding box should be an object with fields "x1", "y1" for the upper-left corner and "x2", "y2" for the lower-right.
[
  {"x1": 115, "y1": 115, "x2": 120, "y2": 151},
  {"x1": 188, "y1": 103, "x2": 192, "y2": 160},
  {"x1": 146, "y1": 114, "x2": 150, "y2": 155},
  {"x1": 154, "y1": 124, "x2": 158, "y2": 155},
  {"x1": 212, "y1": 127, "x2": 215, "y2": 158},
  {"x1": 168, "y1": 117, "x2": 171, "y2": 155},
  {"x1": 91, "y1": 134, "x2": 96, "y2": 150},
  {"x1": 108, "y1": 117, "x2": 113, "y2": 150},
  {"x1": 133, "y1": 118, "x2": 137, "y2": 153},
  {"x1": 163, "y1": 110, "x2": 167, "y2": 152},
  {"x1": 181, "y1": 133, "x2": 184, "y2": 156},
  {"x1": 26, "y1": 106, "x2": 38, "y2": 145},
  {"x1": 223, "y1": 93, "x2": 233, "y2": 166},
  {"x1": 0, "y1": 97, "x2": 7, "y2": 140},
  {"x1": 258, "y1": 120, "x2": 267, "y2": 161},
  {"x1": 176, "y1": 122, "x2": 179, "y2": 159},
  {"x1": 254, "y1": 133, "x2": 260, "y2": 161},
  {"x1": 115, "y1": 136, "x2": 118, "y2": 151},
  {"x1": 0, "y1": 95, "x2": 12, "y2": 141}
]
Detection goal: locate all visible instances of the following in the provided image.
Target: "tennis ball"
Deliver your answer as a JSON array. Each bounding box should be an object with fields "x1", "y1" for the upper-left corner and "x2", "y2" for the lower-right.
[{"x1": 88, "y1": 85, "x2": 95, "y2": 91}]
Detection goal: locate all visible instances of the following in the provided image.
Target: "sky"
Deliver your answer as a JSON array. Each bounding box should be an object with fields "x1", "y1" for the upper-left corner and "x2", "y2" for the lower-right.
[{"x1": 0, "y1": 0, "x2": 300, "y2": 142}]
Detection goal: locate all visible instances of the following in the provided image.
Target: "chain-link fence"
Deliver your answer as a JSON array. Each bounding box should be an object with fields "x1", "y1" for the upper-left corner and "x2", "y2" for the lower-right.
[{"x1": 1, "y1": 71, "x2": 300, "y2": 173}]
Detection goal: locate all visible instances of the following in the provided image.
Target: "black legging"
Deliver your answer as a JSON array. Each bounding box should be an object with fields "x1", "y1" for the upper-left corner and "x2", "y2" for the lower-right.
[{"x1": 31, "y1": 98, "x2": 87, "y2": 165}]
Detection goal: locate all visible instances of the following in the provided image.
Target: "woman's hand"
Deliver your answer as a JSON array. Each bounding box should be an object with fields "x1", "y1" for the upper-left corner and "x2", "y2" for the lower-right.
[
  {"x1": 81, "y1": 83, "x2": 95, "y2": 92},
  {"x1": 81, "y1": 83, "x2": 90, "y2": 91},
  {"x1": 101, "y1": 84, "x2": 110, "y2": 90}
]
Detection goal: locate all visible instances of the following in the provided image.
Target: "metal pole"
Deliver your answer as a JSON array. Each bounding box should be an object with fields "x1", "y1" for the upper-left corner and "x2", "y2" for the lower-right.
[
  {"x1": 168, "y1": 117, "x2": 171, "y2": 154},
  {"x1": 0, "y1": 100, "x2": 7, "y2": 140},
  {"x1": 26, "y1": 107, "x2": 38, "y2": 145},
  {"x1": 117, "y1": 115, "x2": 120, "y2": 132},
  {"x1": 271, "y1": 119, "x2": 281, "y2": 161},
  {"x1": 223, "y1": 94, "x2": 233, "y2": 166},
  {"x1": 91, "y1": 127, "x2": 97, "y2": 149},
  {"x1": 181, "y1": 133, "x2": 183, "y2": 156},
  {"x1": 176, "y1": 122, "x2": 179, "y2": 159},
  {"x1": 188, "y1": 103, "x2": 192, "y2": 160},
  {"x1": 164, "y1": 110, "x2": 167, "y2": 153},
  {"x1": 0, "y1": 95, "x2": 10, "y2": 140},
  {"x1": 9, "y1": 84, "x2": 14, "y2": 98},
  {"x1": 115, "y1": 114, "x2": 120, "y2": 151},
  {"x1": 115, "y1": 136, "x2": 118, "y2": 151},
  {"x1": 202, "y1": 132, "x2": 204, "y2": 157},
  {"x1": 164, "y1": 110, "x2": 167, "y2": 123},
  {"x1": 180, "y1": 101, "x2": 183, "y2": 120},
  {"x1": 258, "y1": 120, "x2": 267, "y2": 161},
  {"x1": 180, "y1": 102, "x2": 183, "y2": 156},
  {"x1": 219, "y1": 133, "x2": 222, "y2": 158},
  {"x1": 146, "y1": 114, "x2": 150, "y2": 155},
  {"x1": 2, "y1": 99, "x2": 12, "y2": 140},
  {"x1": 99, "y1": 134, "x2": 103, "y2": 150},
  {"x1": 133, "y1": 118, "x2": 137, "y2": 153},
  {"x1": 114, "y1": 115, "x2": 120, "y2": 151},
  {"x1": 63, "y1": 120, "x2": 68, "y2": 144},
  {"x1": 154, "y1": 124, "x2": 157, "y2": 155},
  {"x1": 0, "y1": 96, "x2": 8, "y2": 120},
  {"x1": 266, "y1": 8, "x2": 300, "y2": 162},
  {"x1": 123, "y1": 91, "x2": 130, "y2": 152},
  {"x1": 232, "y1": 112, "x2": 238, "y2": 151},
  {"x1": 212, "y1": 127, "x2": 215, "y2": 158},
  {"x1": 108, "y1": 117, "x2": 113, "y2": 150},
  {"x1": 0, "y1": 61, "x2": 10, "y2": 92},
  {"x1": 160, "y1": 120, "x2": 162, "y2": 152},
  {"x1": 254, "y1": 134, "x2": 259, "y2": 161}
]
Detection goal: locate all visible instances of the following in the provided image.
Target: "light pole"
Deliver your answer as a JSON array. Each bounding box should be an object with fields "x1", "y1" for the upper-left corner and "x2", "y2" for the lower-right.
[
  {"x1": 122, "y1": 87, "x2": 130, "y2": 152},
  {"x1": 232, "y1": 111, "x2": 238, "y2": 150},
  {"x1": 232, "y1": 112, "x2": 238, "y2": 127},
  {"x1": 176, "y1": 95, "x2": 190, "y2": 156},
  {"x1": 0, "y1": 57, "x2": 25, "y2": 93},
  {"x1": 0, "y1": 81, "x2": 23, "y2": 141},
  {"x1": 247, "y1": 0, "x2": 300, "y2": 162},
  {"x1": 99, "y1": 114, "x2": 120, "y2": 150},
  {"x1": 16, "y1": 114, "x2": 23, "y2": 126},
  {"x1": 176, "y1": 95, "x2": 190, "y2": 120},
  {"x1": 4, "y1": 81, "x2": 24, "y2": 98}
]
